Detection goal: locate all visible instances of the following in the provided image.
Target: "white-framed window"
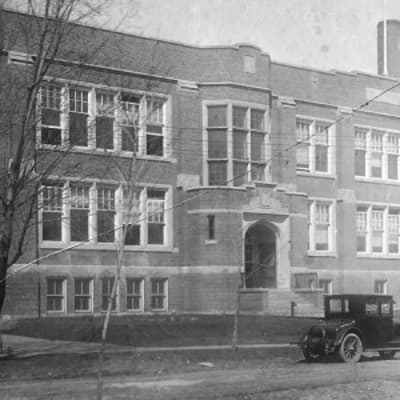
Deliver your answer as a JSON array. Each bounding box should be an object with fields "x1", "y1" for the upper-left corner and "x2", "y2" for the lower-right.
[
  {"x1": 40, "y1": 183, "x2": 171, "y2": 249},
  {"x1": 308, "y1": 199, "x2": 335, "y2": 253},
  {"x1": 38, "y1": 83, "x2": 169, "y2": 157},
  {"x1": 375, "y1": 280, "x2": 388, "y2": 294},
  {"x1": 296, "y1": 117, "x2": 334, "y2": 175},
  {"x1": 40, "y1": 85, "x2": 62, "y2": 146},
  {"x1": 204, "y1": 102, "x2": 269, "y2": 186},
  {"x1": 126, "y1": 278, "x2": 144, "y2": 311},
  {"x1": 150, "y1": 278, "x2": 168, "y2": 311},
  {"x1": 101, "y1": 277, "x2": 117, "y2": 311},
  {"x1": 46, "y1": 278, "x2": 66, "y2": 312},
  {"x1": 355, "y1": 125, "x2": 400, "y2": 181},
  {"x1": 318, "y1": 279, "x2": 333, "y2": 294},
  {"x1": 74, "y1": 278, "x2": 93, "y2": 312},
  {"x1": 357, "y1": 204, "x2": 400, "y2": 255}
]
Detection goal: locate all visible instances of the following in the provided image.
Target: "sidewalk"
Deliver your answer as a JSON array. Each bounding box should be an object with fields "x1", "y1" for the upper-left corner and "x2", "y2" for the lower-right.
[{"x1": 0, "y1": 334, "x2": 295, "y2": 359}]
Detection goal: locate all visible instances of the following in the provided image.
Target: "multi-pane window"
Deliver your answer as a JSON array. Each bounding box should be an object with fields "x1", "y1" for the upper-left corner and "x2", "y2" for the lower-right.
[
  {"x1": 96, "y1": 92, "x2": 114, "y2": 150},
  {"x1": 70, "y1": 185, "x2": 90, "y2": 242},
  {"x1": 42, "y1": 185, "x2": 63, "y2": 241},
  {"x1": 147, "y1": 190, "x2": 165, "y2": 245},
  {"x1": 126, "y1": 278, "x2": 143, "y2": 311},
  {"x1": 38, "y1": 84, "x2": 168, "y2": 157},
  {"x1": 318, "y1": 279, "x2": 333, "y2": 294},
  {"x1": 120, "y1": 93, "x2": 140, "y2": 152},
  {"x1": 74, "y1": 278, "x2": 93, "y2": 312},
  {"x1": 102, "y1": 277, "x2": 116, "y2": 311},
  {"x1": 46, "y1": 278, "x2": 65, "y2": 312},
  {"x1": 69, "y1": 88, "x2": 89, "y2": 147},
  {"x1": 356, "y1": 204, "x2": 400, "y2": 255},
  {"x1": 123, "y1": 189, "x2": 142, "y2": 246},
  {"x1": 206, "y1": 103, "x2": 268, "y2": 186},
  {"x1": 40, "y1": 85, "x2": 62, "y2": 145},
  {"x1": 97, "y1": 187, "x2": 115, "y2": 243},
  {"x1": 355, "y1": 126, "x2": 400, "y2": 181},
  {"x1": 296, "y1": 118, "x2": 334, "y2": 174},
  {"x1": 375, "y1": 280, "x2": 388, "y2": 294},
  {"x1": 146, "y1": 98, "x2": 164, "y2": 156},
  {"x1": 308, "y1": 200, "x2": 334, "y2": 252},
  {"x1": 151, "y1": 278, "x2": 167, "y2": 311}
]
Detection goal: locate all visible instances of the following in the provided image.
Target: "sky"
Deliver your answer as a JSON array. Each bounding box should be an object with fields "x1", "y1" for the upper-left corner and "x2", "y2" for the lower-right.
[
  {"x1": 6, "y1": 0, "x2": 400, "y2": 74},
  {"x1": 104, "y1": 0, "x2": 400, "y2": 75}
]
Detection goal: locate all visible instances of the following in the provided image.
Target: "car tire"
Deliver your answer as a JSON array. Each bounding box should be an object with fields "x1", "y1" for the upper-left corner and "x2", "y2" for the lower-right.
[
  {"x1": 378, "y1": 350, "x2": 396, "y2": 360},
  {"x1": 338, "y1": 333, "x2": 363, "y2": 363},
  {"x1": 303, "y1": 349, "x2": 322, "y2": 362}
]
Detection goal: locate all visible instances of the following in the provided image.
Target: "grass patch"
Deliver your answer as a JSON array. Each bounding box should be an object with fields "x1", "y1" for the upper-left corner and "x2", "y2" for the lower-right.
[{"x1": 3, "y1": 314, "x2": 317, "y2": 346}]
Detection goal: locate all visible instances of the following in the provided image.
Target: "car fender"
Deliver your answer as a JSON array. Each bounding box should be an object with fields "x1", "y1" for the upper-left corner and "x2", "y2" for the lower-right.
[{"x1": 333, "y1": 324, "x2": 363, "y2": 348}]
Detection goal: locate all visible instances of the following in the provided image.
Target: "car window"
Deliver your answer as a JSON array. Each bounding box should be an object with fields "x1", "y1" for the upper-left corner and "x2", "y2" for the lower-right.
[
  {"x1": 329, "y1": 299, "x2": 342, "y2": 313},
  {"x1": 381, "y1": 302, "x2": 391, "y2": 316},
  {"x1": 365, "y1": 302, "x2": 379, "y2": 316}
]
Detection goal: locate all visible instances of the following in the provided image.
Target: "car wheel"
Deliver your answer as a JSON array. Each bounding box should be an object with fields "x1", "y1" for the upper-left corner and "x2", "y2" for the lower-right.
[
  {"x1": 338, "y1": 333, "x2": 363, "y2": 363},
  {"x1": 303, "y1": 349, "x2": 322, "y2": 362},
  {"x1": 378, "y1": 350, "x2": 396, "y2": 360}
]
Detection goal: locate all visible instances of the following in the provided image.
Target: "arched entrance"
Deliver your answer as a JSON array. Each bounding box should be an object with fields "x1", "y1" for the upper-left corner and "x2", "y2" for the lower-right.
[{"x1": 244, "y1": 223, "x2": 277, "y2": 288}]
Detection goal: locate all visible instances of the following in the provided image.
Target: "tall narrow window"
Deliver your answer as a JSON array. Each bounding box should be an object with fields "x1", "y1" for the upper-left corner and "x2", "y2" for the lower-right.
[
  {"x1": 41, "y1": 85, "x2": 62, "y2": 145},
  {"x1": 356, "y1": 207, "x2": 368, "y2": 252},
  {"x1": 315, "y1": 203, "x2": 330, "y2": 250},
  {"x1": 146, "y1": 98, "x2": 164, "y2": 156},
  {"x1": 96, "y1": 92, "x2": 114, "y2": 150},
  {"x1": 388, "y1": 209, "x2": 400, "y2": 253},
  {"x1": 123, "y1": 189, "x2": 141, "y2": 245},
  {"x1": 97, "y1": 187, "x2": 115, "y2": 243},
  {"x1": 102, "y1": 277, "x2": 116, "y2": 311},
  {"x1": 69, "y1": 88, "x2": 89, "y2": 147},
  {"x1": 151, "y1": 278, "x2": 167, "y2": 311},
  {"x1": 74, "y1": 278, "x2": 93, "y2": 312},
  {"x1": 387, "y1": 134, "x2": 399, "y2": 180},
  {"x1": 370, "y1": 131, "x2": 383, "y2": 178},
  {"x1": 371, "y1": 208, "x2": 384, "y2": 253},
  {"x1": 296, "y1": 119, "x2": 311, "y2": 172},
  {"x1": 42, "y1": 184, "x2": 63, "y2": 241},
  {"x1": 250, "y1": 109, "x2": 266, "y2": 181},
  {"x1": 207, "y1": 215, "x2": 215, "y2": 240},
  {"x1": 233, "y1": 106, "x2": 248, "y2": 186},
  {"x1": 355, "y1": 128, "x2": 367, "y2": 177},
  {"x1": 126, "y1": 278, "x2": 143, "y2": 311},
  {"x1": 70, "y1": 185, "x2": 89, "y2": 242},
  {"x1": 120, "y1": 93, "x2": 139, "y2": 152},
  {"x1": 46, "y1": 278, "x2": 65, "y2": 312},
  {"x1": 147, "y1": 190, "x2": 165, "y2": 245},
  {"x1": 314, "y1": 122, "x2": 329, "y2": 172}
]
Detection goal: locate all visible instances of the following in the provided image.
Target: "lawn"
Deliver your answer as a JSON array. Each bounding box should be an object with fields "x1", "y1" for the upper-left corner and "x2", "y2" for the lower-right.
[{"x1": 2, "y1": 314, "x2": 317, "y2": 346}]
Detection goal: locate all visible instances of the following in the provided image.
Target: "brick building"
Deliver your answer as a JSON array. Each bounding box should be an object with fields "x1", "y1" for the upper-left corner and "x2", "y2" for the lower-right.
[{"x1": 2, "y1": 9, "x2": 400, "y2": 317}]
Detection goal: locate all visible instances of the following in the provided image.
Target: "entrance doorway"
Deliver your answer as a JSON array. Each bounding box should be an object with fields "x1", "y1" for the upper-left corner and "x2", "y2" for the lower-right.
[{"x1": 244, "y1": 223, "x2": 277, "y2": 288}]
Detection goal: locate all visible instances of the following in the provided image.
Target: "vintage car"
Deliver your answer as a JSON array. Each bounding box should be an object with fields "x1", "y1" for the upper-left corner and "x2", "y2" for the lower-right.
[{"x1": 299, "y1": 294, "x2": 400, "y2": 363}]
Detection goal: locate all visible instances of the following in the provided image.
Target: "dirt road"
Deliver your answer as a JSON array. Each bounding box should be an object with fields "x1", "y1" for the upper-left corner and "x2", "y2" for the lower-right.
[{"x1": 1, "y1": 353, "x2": 400, "y2": 399}]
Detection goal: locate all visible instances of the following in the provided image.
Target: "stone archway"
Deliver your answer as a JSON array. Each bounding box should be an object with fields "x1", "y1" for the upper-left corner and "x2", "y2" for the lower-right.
[{"x1": 244, "y1": 222, "x2": 277, "y2": 288}]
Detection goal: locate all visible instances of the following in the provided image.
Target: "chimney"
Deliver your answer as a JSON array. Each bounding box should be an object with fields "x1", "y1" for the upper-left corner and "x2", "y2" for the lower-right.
[{"x1": 377, "y1": 20, "x2": 400, "y2": 78}]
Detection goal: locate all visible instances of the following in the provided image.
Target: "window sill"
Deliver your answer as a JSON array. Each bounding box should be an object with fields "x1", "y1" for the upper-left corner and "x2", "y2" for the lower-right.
[
  {"x1": 40, "y1": 241, "x2": 178, "y2": 252},
  {"x1": 296, "y1": 171, "x2": 336, "y2": 180},
  {"x1": 357, "y1": 253, "x2": 400, "y2": 259},
  {"x1": 307, "y1": 251, "x2": 337, "y2": 258},
  {"x1": 205, "y1": 240, "x2": 217, "y2": 245},
  {"x1": 355, "y1": 177, "x2": 400, "y2": 185}
]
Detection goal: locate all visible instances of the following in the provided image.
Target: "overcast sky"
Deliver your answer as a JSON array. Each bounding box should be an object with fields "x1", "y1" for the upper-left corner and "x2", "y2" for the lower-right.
[
  {"x1": 6, "y1": 0, "x2": 400, "y2": 74},
  {"x1": 104, "y1": 0, "x2": 400, "y2": 75}
]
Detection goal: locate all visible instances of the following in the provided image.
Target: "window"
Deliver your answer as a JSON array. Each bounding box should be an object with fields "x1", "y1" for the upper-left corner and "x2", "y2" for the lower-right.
[
  {"x1": 244, "y1": 55, "x2": 256, "y2": 73},
  {"x1": 70, "y1": 185, "x2": 89, "y2": 242},
  {"x1": 42, "y1": 185, "x2": 63, "y2": 241},
  {"x1": 102, "y1": 277, "x2": 116, "y2": 311},
  {"x1": 207, "y1": 215, "x2": 215, "y2": 240},
  {"x1": 69, "y1": 88, "x2": 89, "y2": 147},
  {"x1": 46, "y1": 278, "x2": 65, "y2": 312},
  {"x1": 97, "y1": 187, "x2": 115, "y2": 243},
  {"x1": 147, "y1": 190, "x2": 165, "y2": 245},
  {"x1": 120, "y1": 93, "x2": 140, "y2": 152},
  {"x1": 40, "y1": 85, "x2": 62, "y2": 145},
  {"x1": 375, "y1": 280, "x2": 388, "y2": 294},
  {"x1": 356, "y1": 204, "x2": 400, "y2": 255},
  {"x1": 355, "y1": 125, "x2": 400, "y2": 181},
  {"x1": 74, "y1": 278, "x2": 93, "y2": 312},
  {"x1": 318, "y1": 279, "x2": 333, "y2": 294},
  {"x1": 205, "y1": 103, "x2": 268, "y2": 186},
  {"x1": 123, "y1": 189, "x2": 142, "y2": 246},
  {"x1": 151, "y1": 278, "x2": 167, "y2": 311},
  {"x1": 296, "y1": 118, "x2": 334, "y2": 174},
  {"x1": 96, "y1": 92, "x2": 114, "y2": 150},
  {"x1": 308, "y1": 200, "x2": 335, "y2": 253},
  {"x1": 126, "y1": 278, "x2": 143, "y2": 311},
  {"x1": 146, "y1": 98, "x2": 164, "y2": 156}
]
